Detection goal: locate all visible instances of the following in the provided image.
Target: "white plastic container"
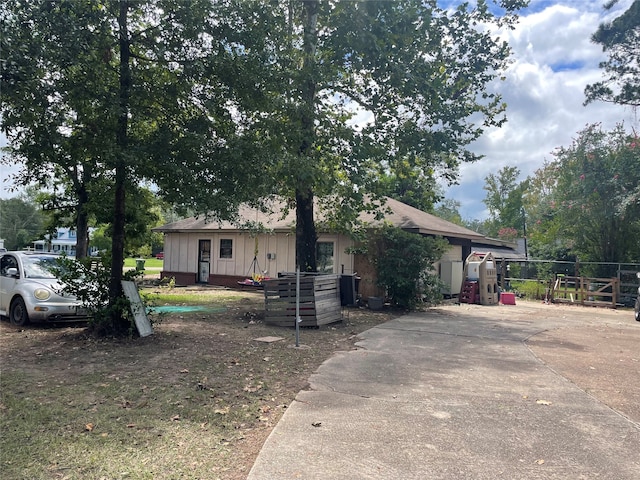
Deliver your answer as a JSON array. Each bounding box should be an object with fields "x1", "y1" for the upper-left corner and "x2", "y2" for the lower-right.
[{"x1": 467, "y1": 261, "x2": 481, "y2": 280}]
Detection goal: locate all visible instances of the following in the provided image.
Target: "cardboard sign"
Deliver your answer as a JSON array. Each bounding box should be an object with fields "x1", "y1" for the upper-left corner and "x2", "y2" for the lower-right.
[{"x1": 121, "y1": 280, "x2": 153, "y2": 337}]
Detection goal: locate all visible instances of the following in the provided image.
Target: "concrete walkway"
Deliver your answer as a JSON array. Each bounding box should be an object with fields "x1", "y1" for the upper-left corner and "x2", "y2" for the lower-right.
[{"x1": 248, "y1": 302, "x2": 640, "y2": 479}]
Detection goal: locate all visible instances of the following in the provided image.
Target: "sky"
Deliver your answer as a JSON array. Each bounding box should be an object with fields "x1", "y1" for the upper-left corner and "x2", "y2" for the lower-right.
[
  {"x1": 443, "y1": 0, "x2": 638, "y2": 220},
  {"x1": 1, "y1": 0, "x2": 638, "y2": 221}
]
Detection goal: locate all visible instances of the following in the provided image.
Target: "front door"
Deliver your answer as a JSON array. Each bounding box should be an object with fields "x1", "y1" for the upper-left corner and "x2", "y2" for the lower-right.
[{"x1": 198, "y1": 240, "x2": 211, "y2": 283}]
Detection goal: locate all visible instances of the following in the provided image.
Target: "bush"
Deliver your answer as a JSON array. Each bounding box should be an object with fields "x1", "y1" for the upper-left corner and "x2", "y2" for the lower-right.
[
  {"x1": 52, "y1": 254, "x2": 142, "y2": 336},
  {"x1": 509, "y1": 279, "x2": 549, "y2": 300},
  {"x1": 367, "y1": 224, "x2": 448, "y2": 309}
]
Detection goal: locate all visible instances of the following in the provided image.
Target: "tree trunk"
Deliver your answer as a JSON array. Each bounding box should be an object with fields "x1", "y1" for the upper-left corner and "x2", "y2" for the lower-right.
[
  {"x1": 108, "y1": 0, "x2": 130, "y2": 332},
  {"x1": 74, "y1": 185, "x2": 89, "y2": 259},
  {"x1": 295, "y1": 0, "x2": 319, "y2": 272},
  {"x1": 296, "y1": 188, "x2": 317, "y2": 271}
]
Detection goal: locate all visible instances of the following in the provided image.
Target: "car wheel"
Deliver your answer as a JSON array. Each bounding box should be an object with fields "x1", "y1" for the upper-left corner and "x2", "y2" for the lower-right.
[
  {"x1": 635, "y1": 297, "x2": 640, "y2": 322},
  {"x1": 10, "y1": 297, "x2": 30, "y2": 326}
]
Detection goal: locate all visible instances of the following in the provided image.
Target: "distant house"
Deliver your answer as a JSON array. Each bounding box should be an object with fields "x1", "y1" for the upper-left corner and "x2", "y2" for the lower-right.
[
  {"x1": 32, "y1": 228, "x2": 98, "y2": 256},
  {"x1": 153, "y1": 197, "x2": 522, "y2": 298}
]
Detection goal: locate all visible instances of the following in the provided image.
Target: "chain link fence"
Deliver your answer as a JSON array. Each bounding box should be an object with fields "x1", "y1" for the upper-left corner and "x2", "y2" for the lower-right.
[{"x1": 502, "y1": 260, "x2": 640, "y2": 307}]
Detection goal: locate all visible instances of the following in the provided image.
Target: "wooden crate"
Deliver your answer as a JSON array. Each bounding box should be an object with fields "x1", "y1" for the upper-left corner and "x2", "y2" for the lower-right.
[{"x1": 264, "y1": 275, "x2": 342, "y2": 327}]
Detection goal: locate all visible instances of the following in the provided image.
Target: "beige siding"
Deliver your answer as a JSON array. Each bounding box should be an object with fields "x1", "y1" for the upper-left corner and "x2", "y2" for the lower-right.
[
  {"x1": 317, "y1": 234, "x2": 355, "y2": 275},
  {"x1": 434, "y1": 244, "x2": 462, "y2": 273},
  {"x1": 163, "y1": 233, "x2": 200, "y2": 273},
  {"x1": 440, "y1": 245, "x2": 462, "y2": 263},
  {"x1": 164, "y1": 231, "x2": 354, "y2": 280}
]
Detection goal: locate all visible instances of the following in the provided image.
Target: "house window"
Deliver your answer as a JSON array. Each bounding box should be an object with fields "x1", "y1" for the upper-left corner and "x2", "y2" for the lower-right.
[
  {"x1": 220, "y1": 239, "x2": 233, "y2": 259},
  {"x1": 69, "y1": 230, "x2": 76, "y2": 239},
  {"x1": 316, "y1": 242, "x2": 334, "y2": 274}
]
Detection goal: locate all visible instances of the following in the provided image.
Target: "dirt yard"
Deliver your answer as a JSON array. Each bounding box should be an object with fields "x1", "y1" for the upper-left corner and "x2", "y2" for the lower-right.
[
  {"x1": 0, "y1": 288, "x2": 396, "y2": 480},
  {"x1": 1, "y1": 291, "x2": 638, "y2": 480}
]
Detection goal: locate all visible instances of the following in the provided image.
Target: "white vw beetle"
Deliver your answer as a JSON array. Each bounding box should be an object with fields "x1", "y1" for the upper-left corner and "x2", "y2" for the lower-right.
[{"x1": 0, "y1": 251, "x2": 89, "y2": 326}]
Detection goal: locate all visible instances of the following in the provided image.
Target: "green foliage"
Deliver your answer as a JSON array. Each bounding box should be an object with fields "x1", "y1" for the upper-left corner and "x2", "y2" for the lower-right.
[
  {"x1": 0, "y1": 197, "x2": 45, "y2": 250},
  {"x1": 462, "y1": 217, "x2": 493, "y2": 236},
  {"x1": 205, "y1": 0, "x2": 528, "y2": 269},
  {"x1": 551, "y1": 124, "x2": 640, "y2": 263},
  {"x1": 367, "y1": 225, "x2": 448, "y2": 309},
  {"x1": 1, "y1": 0, "x2": 269, "y2": 324},
  {"x1": 528, "y1": 242, "x2": 576, "y2": 266},
  {"x1": 585, "y1": 0, "x2": 640, "y2": 106},
  {"x1": 51, "y1": 255, "x2": 142, "y2": 336},
  {"x1": 509, "y1": 280, "x2": 548, "y2": 300},
  {"x1": 482, "y1": 166, "x2": 526, "y2": 237},
  {"x1": 520, "y1": 124, "x2": 640, "y2": 266},
  {"x1": 90, "y1": 186, "x2": 163, "y2": 257},
  {"x1": 434, "y1": 198, "x2": 464, "y2": 226},
  {"x1": 523, "y1": 160, "x2": 562, "y2": 254},
  {"x1": 0, "y1": 0, "x2": 528, "y2": 314},
  {"x1": 377, "y1": 162, "x2": 441, "y2": 213},
  {"x1": 89, "y1": 225, "x2": 111, "y2": 253}
]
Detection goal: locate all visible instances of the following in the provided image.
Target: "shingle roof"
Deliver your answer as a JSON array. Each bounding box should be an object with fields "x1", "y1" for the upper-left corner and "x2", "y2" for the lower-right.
[{"x1": 154, "y1": 197, "x2": 486, "y2": 242}]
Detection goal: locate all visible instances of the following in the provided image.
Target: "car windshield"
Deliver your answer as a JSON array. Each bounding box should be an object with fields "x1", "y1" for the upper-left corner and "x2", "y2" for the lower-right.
[{"x1": 22, "y1": 256, "x2": 62, "y2": 279}]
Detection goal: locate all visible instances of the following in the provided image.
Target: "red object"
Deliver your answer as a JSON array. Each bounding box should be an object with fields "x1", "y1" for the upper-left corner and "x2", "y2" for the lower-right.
[
  {"x1": 460, "y1": 281, "x2": 479, "y2": 304},
  {"x1": 156, "y1": 252, "x2": 164, "y2": 259},
  {"x1": 500, "y1": 292, "x2": 516, "y2": 305}
]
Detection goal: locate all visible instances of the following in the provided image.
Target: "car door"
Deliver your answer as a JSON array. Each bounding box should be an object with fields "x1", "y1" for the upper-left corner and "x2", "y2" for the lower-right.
[{"x1": 0, "y1": 254, "x2": 19, "y2": 315}]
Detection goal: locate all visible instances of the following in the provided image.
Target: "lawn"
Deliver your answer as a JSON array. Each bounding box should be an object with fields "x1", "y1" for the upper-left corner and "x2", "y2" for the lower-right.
[
  {"x1": 123, "y1": 257, "x2": 163, "y2": 269},
  {"x1": 0, "y1": 287, "x2": 395, "y2": 480}
]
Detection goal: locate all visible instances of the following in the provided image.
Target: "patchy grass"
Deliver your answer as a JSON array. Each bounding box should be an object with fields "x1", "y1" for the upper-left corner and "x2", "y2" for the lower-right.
[
  {"x1": 124, "y1": 258, "x2": 163, "y2": 269},
  {"x1": 0, "y1": 289, "x2": 396, "y2": 480},
  {"x1": 144, "y1": 288, "x2": 252, "y2": 306}
]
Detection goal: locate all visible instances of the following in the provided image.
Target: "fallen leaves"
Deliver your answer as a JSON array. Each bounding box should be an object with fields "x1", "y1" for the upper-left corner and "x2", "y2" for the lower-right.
[
  {"x1": 243, "y1": 383, "x2": 263, "y2": 393},
  {"x1": 0, "y1": 291, "x2": 395, "y2": 480}
]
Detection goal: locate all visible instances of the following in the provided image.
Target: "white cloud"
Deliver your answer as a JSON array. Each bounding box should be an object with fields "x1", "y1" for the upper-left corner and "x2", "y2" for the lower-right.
[{"x1": 445, "y1": 0, "x2": 638, "y2": 221}]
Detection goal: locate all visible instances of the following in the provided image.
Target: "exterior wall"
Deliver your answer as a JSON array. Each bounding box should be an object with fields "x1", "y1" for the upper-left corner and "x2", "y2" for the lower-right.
[
  {"x1": 354, "y1": 253, "x2": 384, "y2": 299},
  {"x1": 439, "y1": 244, "x2": 462, "y2": 263},
  {"x1": 317, "y1": 233, "x2": 355, "y2": 275},
  {"x1": 354, "y1": 242, "x2": 465, "y2": 300},
  {"x1": 159, "y1": 229, "x2": 472, "y2": 295},
  {"x1": 161, "y1": 271, "x2": 197, "y2": 285},
  {"x1": 160, "y1": 231, "x2": 355, "y2": 286},
  {"x1": 434, "y1": 244, "x2": 463, "y2": 274}
]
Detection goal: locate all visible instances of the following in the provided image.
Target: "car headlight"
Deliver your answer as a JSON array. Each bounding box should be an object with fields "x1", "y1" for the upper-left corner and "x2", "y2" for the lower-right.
[{"x1": 34, "y1": 288, "x2": 51, "y2": 300}]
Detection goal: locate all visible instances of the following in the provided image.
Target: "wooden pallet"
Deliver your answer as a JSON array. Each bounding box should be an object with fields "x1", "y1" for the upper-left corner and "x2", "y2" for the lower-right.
[{"x1": 264, "y1": 275, "x2": 342, "y2": 327}]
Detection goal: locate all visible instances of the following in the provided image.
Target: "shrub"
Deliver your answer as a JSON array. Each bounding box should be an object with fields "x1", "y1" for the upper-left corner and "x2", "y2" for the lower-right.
[
  {"x1": 51, "y1": 254, "x2": 142, "y2": 336},
  {"x1": 367, "y1": 224, "x2": 448, "y2": 309},
  {"x1": 510, "y1": 279, "x2": 549, "y2": 300}
]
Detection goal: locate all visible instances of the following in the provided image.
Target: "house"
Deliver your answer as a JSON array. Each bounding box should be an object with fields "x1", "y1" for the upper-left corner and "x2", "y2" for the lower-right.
[
  {"x1": 32, "y1": 228, "x2": 98, "y2": 256},
  {"x1": 153, "y1": 197, "x2": 521, "y2": 298}
]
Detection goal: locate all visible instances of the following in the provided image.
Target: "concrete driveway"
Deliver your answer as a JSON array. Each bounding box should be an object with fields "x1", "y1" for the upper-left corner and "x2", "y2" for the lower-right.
[{"x1": 248, "y1": 301, "x2": 640, "y2": 480}]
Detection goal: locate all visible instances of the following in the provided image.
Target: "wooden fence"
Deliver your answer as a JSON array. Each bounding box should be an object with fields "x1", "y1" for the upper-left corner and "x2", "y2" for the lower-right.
[
  {"x1": 263, "y1": 274, "x2": 342, "y2": 327},
  {"x1": 551, "y1": 276, "x2": 618, "y2": 308}
]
